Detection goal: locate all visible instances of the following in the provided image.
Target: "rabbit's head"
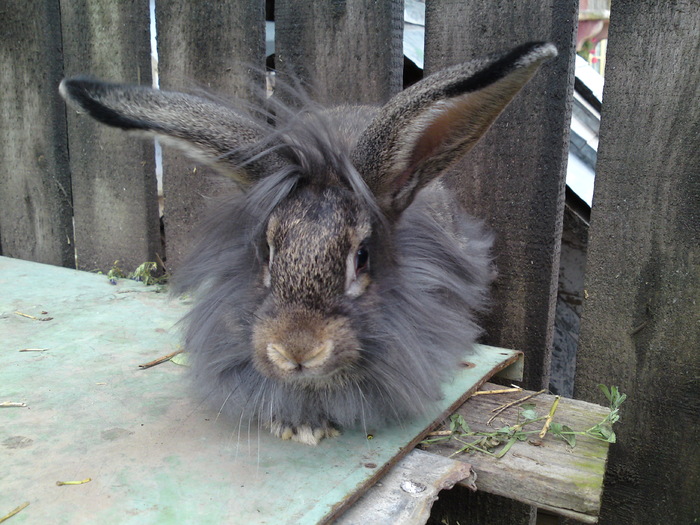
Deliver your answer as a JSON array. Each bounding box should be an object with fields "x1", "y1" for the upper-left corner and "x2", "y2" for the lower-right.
[
  {"x1": 60, "y1": 42, "x2": 557, "y2": 445},
  {"x1": 252, "y1": 185, "x2": 373, "y2": 385}
]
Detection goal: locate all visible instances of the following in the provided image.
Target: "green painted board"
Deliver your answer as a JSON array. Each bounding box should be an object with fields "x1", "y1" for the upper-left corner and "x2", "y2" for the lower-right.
[{"x1": 0, "y1": 256, "x2": 521, "y2": 524}]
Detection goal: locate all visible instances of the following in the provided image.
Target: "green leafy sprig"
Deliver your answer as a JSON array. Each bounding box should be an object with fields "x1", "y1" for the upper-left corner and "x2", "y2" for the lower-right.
[
  {"x1": 550, "y1": 385, "x2": 626, "y2": 447},
  {"x1": 422, "y1": 384, "x2": 626, "y2": 457}
]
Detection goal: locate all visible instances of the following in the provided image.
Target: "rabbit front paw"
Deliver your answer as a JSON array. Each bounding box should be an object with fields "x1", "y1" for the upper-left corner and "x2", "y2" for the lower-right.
[{"x1": 270, "y1": 421, "x2": 341, "y2": 446}]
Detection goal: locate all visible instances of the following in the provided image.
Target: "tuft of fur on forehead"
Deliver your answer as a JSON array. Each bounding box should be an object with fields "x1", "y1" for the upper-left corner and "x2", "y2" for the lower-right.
[{"x1": 235, "y1": 95, "x2": 383, "y2": 231}]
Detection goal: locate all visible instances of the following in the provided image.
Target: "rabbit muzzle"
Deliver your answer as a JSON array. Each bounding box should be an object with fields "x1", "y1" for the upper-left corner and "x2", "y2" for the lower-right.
[{"x1": 251, "y1": 308, "x2": 361, "y2": 386}]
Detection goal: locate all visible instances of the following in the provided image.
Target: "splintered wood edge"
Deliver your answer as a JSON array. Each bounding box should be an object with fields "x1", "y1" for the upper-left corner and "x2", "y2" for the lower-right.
[{"x1": 336, "y1": 450, "x2": 475, "y2": 524}]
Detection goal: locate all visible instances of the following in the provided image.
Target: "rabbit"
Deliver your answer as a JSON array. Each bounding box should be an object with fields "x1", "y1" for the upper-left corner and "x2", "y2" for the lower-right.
[{"x1": 60, "y1": 42, "x2": 557, "y2": 445}]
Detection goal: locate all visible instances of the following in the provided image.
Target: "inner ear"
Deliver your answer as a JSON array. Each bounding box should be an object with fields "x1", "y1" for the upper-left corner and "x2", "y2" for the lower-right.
[
  {"x1": 394, "y1": 99, "x2": 466, "y2": 193},
  {"x1": 408, "y1": 97, "x2": 483, "y2": 171},
  {"x1": 393, "y1": 67, "x2": 544, "y2": 207}
]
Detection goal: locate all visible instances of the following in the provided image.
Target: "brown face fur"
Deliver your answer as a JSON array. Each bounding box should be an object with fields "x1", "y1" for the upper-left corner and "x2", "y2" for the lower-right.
[{"x1": 252, "y1": 185, "x2": 372, "y2": 385}]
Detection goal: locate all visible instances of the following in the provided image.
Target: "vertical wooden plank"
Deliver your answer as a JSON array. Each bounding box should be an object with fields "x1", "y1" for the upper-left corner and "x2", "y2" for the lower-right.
[
  {"x1": 156, "y1": 1, "x2": 266, "y2": 272},
  {"x1": 424, "y1": 0, "x2": 578, "y2": 391},
  {"x1": 60, "y1": 0, "x2": 159, "y2": 273},
  {"x1": 424, "y1": 4, "x2": 577, "y2": 523},
  {"x1": 275, "y1": 0, "x2": 403, "y2": 105},
  {"x1": 574, "y1": 2, "x2": 700, "y2": 524},
  {"x1": 0, "y1": 1, "x2": 74, "y2": 267}
]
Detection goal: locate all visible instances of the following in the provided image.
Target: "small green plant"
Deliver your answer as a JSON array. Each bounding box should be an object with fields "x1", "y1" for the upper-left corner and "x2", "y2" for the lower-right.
[
  {"x1": 106, "y1": 260, "x2": 127, "y2": 282},
  {"x1": 129, "y1": 261, "x2": 162, "y2": 285},
  {"x1": 422, "y1": 384, "x2": 626, "y2": 458},
  {"x1": 549, "y1": 385, "x2": 626, "y2": 447},
  {"x1": 105, "y1": 260, "x2": 167, "y2": 286}
]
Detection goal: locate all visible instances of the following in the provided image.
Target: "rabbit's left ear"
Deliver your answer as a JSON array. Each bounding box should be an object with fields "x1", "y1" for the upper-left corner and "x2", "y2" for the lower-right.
[
  {"x1": 352, "y1": 42, "x2": 557, "y2": 217},
  {"x1": 59, "y1": 79, "x2": 284, "y2": 186}
]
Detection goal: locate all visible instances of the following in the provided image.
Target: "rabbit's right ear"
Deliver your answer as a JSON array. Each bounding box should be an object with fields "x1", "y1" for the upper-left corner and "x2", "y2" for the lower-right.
[
  {"x1": 352, "y1": 42, "x2": 557, "y2": 218},
  {"x1": 59, "y1": 78, "x2": 283, "y2": 186}
]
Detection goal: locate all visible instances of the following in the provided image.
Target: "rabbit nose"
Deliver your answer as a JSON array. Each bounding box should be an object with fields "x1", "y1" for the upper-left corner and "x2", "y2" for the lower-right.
[{"x1": 266, "y1": 341, "x2": 334, "y2": 371}]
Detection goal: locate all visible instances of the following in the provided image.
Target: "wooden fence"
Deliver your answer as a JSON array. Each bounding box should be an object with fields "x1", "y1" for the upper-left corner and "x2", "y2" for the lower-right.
[{"x1": 0, "y1": 1, "x2": 697, "y2": 523}]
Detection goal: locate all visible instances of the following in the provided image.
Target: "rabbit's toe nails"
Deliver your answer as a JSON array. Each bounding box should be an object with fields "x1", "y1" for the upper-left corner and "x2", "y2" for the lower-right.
[{"x1": 270, "y1": 421, "x2": 340, "y2": 445}]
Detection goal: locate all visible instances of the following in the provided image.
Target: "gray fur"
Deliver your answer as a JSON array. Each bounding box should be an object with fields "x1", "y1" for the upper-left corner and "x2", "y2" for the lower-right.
[{"x1": 60, "y1": 42, "x2": 556, "y2": 445}]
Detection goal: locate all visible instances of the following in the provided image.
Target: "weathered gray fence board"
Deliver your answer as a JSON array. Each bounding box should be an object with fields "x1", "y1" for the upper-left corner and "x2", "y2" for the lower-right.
[
  {"x1": 156, "y1": 1, "x2": 266, "y2": 273},
  {"x1": 575, "y1": 2, "x2": 700, "y2": 524},
  {"x1": 424, "y1": 0, "x2": 578, "y2": 392},
  {"x1": 60, "y1": 0, "x2": 159, "y2": 273},
  {"x1": 0, "y1": 0, "x2": 74, "y2": 267},
  {"x1": 424, "y1": 4, "x2": 577, "y2": 522},
  {"x1": 275, "y1": 0, "x2": 403, "y2": 105}
]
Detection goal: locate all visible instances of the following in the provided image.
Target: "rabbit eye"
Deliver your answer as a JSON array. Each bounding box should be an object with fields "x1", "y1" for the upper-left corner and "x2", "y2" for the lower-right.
[
  {"x1": 345, "y1": 241, "x2": 371, "y2": 298},
  {"x1": 355, "y1": 246, "x2": 369, "y2": 273}
]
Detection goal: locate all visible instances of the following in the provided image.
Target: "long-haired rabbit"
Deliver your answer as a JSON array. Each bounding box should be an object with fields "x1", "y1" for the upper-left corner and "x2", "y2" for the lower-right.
[{"x1": 60, "y1": 42, "x2": 556, "y2": 445}]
